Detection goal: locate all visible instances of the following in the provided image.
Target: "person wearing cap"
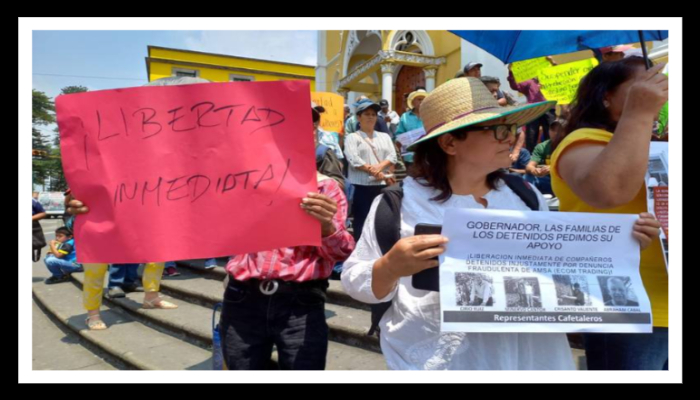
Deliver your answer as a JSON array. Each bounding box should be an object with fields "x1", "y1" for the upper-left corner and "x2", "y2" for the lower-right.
[
  {"x1": 464, "y1": 62, "x2": 483, "y2": 78},
  {"x1": 481, "y1": 76, "x2": 519, "y2": 107},
  {"x1": 600, "y1": 45, "x2": 634, "y2": 63},
  {"x1": 341, "y1": 77, "x2": 576, "y2": 370},
  {"x1": 343, "y1": 100, "x2": 398, "y2": 242},
  {"x1": 344, "y1": 96, "x2": 372, "y2": 135},
  {"x1": 312, "y1": 103, "x2": 345, "y2": 189},
  {"x1": 312, "y1": 102, "x2": 344, "y2": 162},
  {"x1": 378, "y1": 99, "x2": 400, "y2": 137},
  {"x1": 395, "y1": 89, "x2": 428, "y2": 166},
  {"x1": 43, "y1": 226, "x2": 83, "y2": 285},
  {"x1": 353, "y1": 100, "x2": 391, "y2": 135}
]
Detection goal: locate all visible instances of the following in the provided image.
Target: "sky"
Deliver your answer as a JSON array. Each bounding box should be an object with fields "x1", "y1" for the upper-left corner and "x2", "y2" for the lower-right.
[{"x1": 32, "y1": 30, "x2": 318, "y2": 138}]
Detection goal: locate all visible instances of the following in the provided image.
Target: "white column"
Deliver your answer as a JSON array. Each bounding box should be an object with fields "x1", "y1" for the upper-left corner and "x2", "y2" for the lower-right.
[
  {"x1": 347, "y1": 92, "x2": 358, "y2": 111},
  {"x1": 381, "y1": 63, "x2": 395, "y2": 110},
  {"x1": 425, "y1": 68, "x2": 437, "y2": 93},
  {"x1": 316, "y1": 31, "x2": 327, "y2": 91}
]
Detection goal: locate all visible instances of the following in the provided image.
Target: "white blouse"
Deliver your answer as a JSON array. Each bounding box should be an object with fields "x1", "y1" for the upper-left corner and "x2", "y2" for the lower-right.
[
  {"x1": 341, "y1": 177, "x2": 575, "y2": 370},
  {"x1": 343, "y1": 130, "x2": 398, "y2": 186}
]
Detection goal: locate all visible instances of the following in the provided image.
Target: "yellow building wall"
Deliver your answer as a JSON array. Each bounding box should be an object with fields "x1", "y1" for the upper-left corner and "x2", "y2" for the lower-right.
[
  {"x1": 327, "y1": 31, "x2": 342, "y2": 62},
  {"x1": 321, "y1": 31, "x2": 343, "y2": 93},
  {"x1": 148, "y1": 47, "x2": 316, "y2": 91},
  {"x1": 426, "y1": 31, "x2": 462, "y2": 85},
  {"x1": 150, "y1": 48, "x2": 314, "y2": 77}
]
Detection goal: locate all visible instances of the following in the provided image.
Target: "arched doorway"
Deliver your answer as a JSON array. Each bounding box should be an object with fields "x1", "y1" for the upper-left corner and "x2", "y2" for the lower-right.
[{"x1": 395, "y1": 66, "x2": 426, "y2": 114}]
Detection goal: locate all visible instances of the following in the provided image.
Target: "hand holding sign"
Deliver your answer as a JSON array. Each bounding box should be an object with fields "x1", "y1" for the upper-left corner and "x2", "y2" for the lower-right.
[
  {"x1": 301, "y1": 192, "x2": 338, "y2": 238},
  {"x1": 632, "y1": 213, "x2": 662, "y2": 251},
  {"x1": 538, "y1": 58, "x2": 599, "y2": 105}
]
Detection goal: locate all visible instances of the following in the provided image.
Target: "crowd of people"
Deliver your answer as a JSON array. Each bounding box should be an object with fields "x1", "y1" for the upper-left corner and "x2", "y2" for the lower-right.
[{"x1": 32, "y1": 48, "x2": 668, "y2": 371}]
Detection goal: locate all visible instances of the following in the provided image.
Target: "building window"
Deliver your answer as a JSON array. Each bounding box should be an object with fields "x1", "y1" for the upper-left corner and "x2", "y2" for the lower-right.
[
  {"x1": 172, "y1": 67, "x2": 199, "y2": 78},
  {"x1": 229, "y1": 74, "x2": 255, "y2": 82}
]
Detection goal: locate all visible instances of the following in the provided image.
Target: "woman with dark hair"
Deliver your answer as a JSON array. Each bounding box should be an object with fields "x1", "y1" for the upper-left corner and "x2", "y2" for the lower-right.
[
  {"x1": 551, "y1": 57, "x2": 668, "y2": 370},
  {"x1": 341, "y1": 77, "x2": 576, "y2": 370},
  {"x1": 343, "y1": 100, "x2": 397, "y2": 242}
]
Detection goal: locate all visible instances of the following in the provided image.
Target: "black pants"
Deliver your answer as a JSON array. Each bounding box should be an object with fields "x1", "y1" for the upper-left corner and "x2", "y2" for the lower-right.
[
  {"x1": 351, "y1": 185, "x2": 385, "y2": 243},
  {"x1": 583, "y1": 328, "x2": 668, "y2": 370},
  {"x1": 220, "y1": 279, "x2": 329, "y2": 370}
]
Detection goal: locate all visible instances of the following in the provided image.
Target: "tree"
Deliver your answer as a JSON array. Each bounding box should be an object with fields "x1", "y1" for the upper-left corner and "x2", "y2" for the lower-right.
[
  {"x1": 46, "y1": 146, "x2": 67, "y2": 192},
  {"x1": 32, "y1": 89, "x2": 55, "y2": 126},
  {"x1": 59, "y1": 85, "x2": 89, "y2": 95},
  {"x1": 32, "y1": 89, "x2": 55, "y2": 188},
  {"x1": 53, "y1": 86, "x2": 88, "y2": 147},
  {"x1": 33, "y1": 86, "x2": 89, "y2": 189}
]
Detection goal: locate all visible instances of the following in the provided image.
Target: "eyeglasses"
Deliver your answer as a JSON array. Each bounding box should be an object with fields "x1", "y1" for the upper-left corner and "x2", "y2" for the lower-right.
[{"x1": 463, "y1": 124, "x2": 517, "y2": 141}]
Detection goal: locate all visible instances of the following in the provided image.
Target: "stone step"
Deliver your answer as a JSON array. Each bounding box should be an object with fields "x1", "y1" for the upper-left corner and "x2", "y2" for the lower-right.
[
  {"x1": 34, "y1": 257, "x2": 387, "y2": 370},
  {"x1": 32, "y1": 300, "x2": 118, "y2": 371},
  {"x1": 32, "y1": 263, "x2": 212, "y2": 370}
]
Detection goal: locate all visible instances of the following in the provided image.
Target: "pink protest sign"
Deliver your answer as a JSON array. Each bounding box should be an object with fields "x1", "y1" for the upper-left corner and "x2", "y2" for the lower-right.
[{"x1": 57, "y1": 80, "x2": 320, "y2": 263}]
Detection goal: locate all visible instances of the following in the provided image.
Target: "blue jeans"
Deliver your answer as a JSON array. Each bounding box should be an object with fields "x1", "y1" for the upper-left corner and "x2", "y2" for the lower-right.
[
  {"x1": 524, "y1": 174, "x2": 553, "y2": 196},
  {"x1": 220, "y1": 279, "x2": 329, "y2": 370},
  {"x1": 108, "y1": 263, "x2": 140, "y2": 289},
  {"x1": 165, "y1": 259, "x2": 217, "y2": 269},
  {"x1": 583, "y1": 328, "x2": 669, "y2": 370},
  {"x1": 45, "y1": 255, "x2": 82, "y2": 278}
]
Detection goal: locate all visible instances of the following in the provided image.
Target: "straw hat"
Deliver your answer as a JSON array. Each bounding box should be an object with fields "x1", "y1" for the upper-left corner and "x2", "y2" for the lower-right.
[
  {"x1": 407, "y1": 77, "x2": 555, "y2": 150},
  {"x1": 407, "y1": 89, "x2": 428, "y2": 110}
]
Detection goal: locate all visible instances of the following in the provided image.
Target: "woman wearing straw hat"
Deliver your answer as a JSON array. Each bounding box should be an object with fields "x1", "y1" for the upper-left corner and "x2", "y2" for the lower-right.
[
  {"x1": 341, "y1": 77, "x2": 575, "y2": 370},
  {"x1": 343, "y1": 100, "x2": 398, "y2": 243}
]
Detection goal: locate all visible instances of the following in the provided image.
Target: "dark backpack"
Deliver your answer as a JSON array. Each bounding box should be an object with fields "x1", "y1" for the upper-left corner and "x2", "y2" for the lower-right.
[{"x1": 368, "y1": 174, "x2": 540, "y2": 336}]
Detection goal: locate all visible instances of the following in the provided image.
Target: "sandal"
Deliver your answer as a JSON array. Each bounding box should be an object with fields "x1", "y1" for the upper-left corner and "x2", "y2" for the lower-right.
[
  {"x1": 142, "y1": 296, "x2": 178, "y2": 310},
  {"x1": 85, "y1": 315, "x2": 107, "y2": 331}
]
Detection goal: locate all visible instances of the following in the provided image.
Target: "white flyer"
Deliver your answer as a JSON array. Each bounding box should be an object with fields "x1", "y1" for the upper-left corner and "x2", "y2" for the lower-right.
[
  {"x1": 439, "y1": 209, "x2": 652, "y2": 334},
  {"x1": 395, "y1": 127, "x2": 426, "y2": 152}
]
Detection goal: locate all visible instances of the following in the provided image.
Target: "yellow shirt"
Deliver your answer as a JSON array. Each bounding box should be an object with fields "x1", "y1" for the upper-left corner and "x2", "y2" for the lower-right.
[{"x1": 551, "y1": 128, "x2": 668, "y2": 327}]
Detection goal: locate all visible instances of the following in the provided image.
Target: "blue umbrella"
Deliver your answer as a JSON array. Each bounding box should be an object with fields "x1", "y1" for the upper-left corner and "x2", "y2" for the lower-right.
[{"x1": 449, "y1": 30, "x2": 668, "y2": 65}]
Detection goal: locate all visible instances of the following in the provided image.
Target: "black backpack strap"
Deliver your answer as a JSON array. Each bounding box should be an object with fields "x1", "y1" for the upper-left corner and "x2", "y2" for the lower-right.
[
  {"x1": 500, "y1": 174, "x2": 540, "y2": 211},
  {"x1": 375, "y1": 182, "x2": 404, "y2": 254},
  {"x1": 368, "y1": 182, "x2": 404, "y2": 336}
]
